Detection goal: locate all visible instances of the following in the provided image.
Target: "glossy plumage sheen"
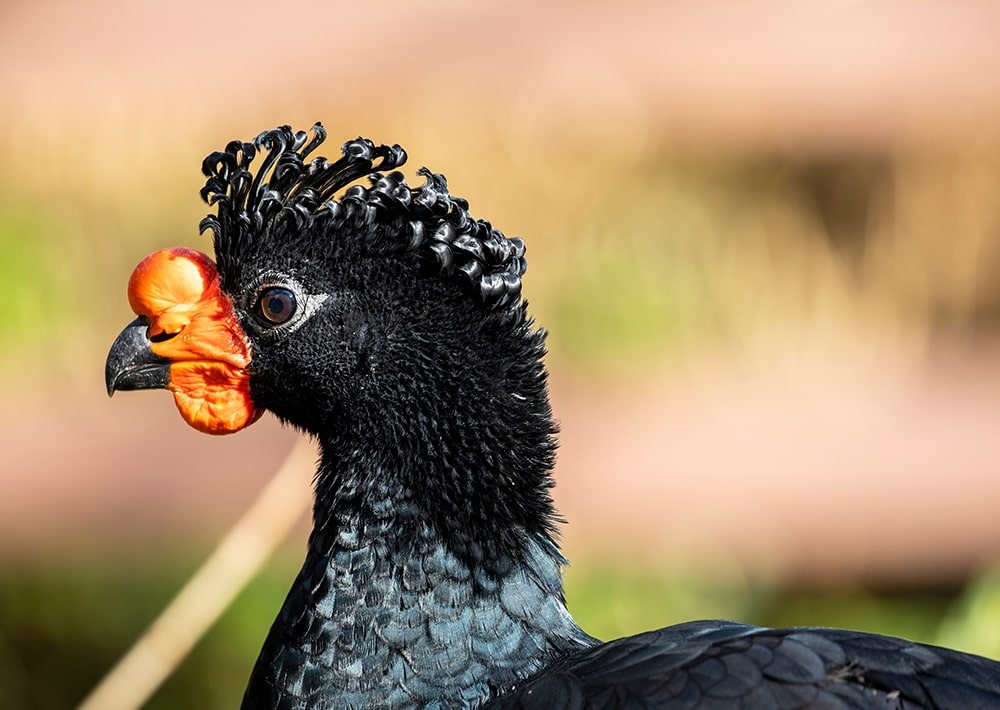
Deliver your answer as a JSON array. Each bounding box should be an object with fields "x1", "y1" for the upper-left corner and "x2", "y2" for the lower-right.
[
  {"x1": 107, "y1": 124, "x2": 1000, "y2": 709},
  {"x1": 490, "y1": 622, "x2": 1000, "y2": 708}
]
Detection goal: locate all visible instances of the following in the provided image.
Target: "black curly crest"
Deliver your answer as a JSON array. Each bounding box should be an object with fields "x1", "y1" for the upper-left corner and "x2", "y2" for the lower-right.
[{"x1": 198, "y1": 123, "x2": 527, "y2": 309}]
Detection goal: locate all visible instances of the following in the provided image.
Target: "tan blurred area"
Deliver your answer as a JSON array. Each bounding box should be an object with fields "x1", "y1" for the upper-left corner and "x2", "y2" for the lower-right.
[{"x1": 4, "y1": 0, "x2": 1000, "y2": 587}]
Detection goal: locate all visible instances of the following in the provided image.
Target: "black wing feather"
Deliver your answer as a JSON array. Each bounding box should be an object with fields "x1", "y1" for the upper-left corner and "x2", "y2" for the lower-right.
[{"x1": 489, "y1": 621, "x2": 1000, "y2": 709}]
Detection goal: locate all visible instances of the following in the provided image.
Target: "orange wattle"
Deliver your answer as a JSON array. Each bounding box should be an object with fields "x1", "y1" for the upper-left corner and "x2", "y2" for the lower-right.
[{"x1": 127, "y1": 247, "x2": 259, "y2": 434}]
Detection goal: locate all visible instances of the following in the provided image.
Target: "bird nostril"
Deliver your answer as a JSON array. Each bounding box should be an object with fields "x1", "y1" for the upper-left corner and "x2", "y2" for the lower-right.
[{"x1": 150, "y1": 329, "x2": 179, "y2": 343}]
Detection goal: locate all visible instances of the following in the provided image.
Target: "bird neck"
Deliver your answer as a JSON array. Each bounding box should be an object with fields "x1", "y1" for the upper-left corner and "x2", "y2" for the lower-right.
[
  {"x1": 313, "y1": 321, "x2": 564, "y2": 569},
  {"x1": 243, "y1": 356, "x2": 597, "y2": 707},
  {"x1": 244, "y1": 478, "x2": 592, "y2": 708}
]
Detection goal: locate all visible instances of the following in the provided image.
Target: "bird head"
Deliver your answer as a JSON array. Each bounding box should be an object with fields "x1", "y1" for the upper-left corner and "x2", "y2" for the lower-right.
[{"x1": 106, "y1": 122, "x2": 544, "y2": 460}]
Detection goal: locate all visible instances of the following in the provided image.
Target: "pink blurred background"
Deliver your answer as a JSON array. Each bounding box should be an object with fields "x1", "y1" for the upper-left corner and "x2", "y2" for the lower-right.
[{"x1": 4, "y1": 0, "x2": 1000, "y2": 586}]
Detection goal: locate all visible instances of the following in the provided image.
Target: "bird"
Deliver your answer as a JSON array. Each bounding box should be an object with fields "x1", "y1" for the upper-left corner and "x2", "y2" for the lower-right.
[{"x1": 105, "y1": 123, "x2": 1000, "y2": 709}]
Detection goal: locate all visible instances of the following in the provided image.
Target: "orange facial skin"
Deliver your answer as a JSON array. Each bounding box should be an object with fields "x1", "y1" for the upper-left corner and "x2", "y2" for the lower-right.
[{"x1": 127, "y1": 247, "x2": 260, "y2": 434}]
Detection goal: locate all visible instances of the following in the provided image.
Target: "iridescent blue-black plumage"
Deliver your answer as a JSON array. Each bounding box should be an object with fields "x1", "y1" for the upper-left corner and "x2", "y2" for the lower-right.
[
  {"x1": 188, "y1": 124, "x2": 1000, "y2": 709},
  {"x1": 491, "y1": 621, "x2": 1000, "y2": 708},
  {"x1": 242, "y1": 513, "x2": 591, "y2": 709}
]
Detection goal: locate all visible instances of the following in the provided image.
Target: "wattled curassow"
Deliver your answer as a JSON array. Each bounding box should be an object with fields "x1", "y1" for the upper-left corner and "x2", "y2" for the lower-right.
[{"x1": 106, "y1": 124, "x2": 1000, "y2": 708}]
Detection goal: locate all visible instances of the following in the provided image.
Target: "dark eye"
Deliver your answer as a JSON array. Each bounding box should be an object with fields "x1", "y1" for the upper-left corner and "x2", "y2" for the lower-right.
[{"x1": 256, "y1": 287, "x2": 298, "y2": 325}]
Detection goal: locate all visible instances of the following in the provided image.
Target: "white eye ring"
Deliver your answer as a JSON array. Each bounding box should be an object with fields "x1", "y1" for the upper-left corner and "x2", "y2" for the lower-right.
[{"x1": 244, "y1": 275, "x2": 329, "y2": 337}]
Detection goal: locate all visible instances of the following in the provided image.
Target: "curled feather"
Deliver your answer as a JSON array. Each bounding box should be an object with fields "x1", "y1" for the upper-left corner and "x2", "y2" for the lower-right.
[{"x1": 200, "y1": 123, "x2": 527, "y2": 309}]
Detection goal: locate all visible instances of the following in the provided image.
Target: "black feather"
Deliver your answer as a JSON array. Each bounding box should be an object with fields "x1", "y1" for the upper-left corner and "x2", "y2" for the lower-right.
[{"x1": 490, "y1": 623, "x2": 1000, "y2": 709}]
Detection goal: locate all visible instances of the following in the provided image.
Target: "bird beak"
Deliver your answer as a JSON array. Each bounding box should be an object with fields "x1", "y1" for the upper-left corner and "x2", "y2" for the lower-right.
[
  {"x1": 105, "y1": 247, "x2": 261, "y2": 435},
  {"x1": 105, "y1": 316, "x2": 171, "y2": 395}
]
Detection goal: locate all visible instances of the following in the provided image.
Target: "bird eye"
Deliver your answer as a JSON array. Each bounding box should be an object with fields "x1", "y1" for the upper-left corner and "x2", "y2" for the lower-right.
[{"x1": 255, "y1": 287, "x2": 298, "y2": 325}]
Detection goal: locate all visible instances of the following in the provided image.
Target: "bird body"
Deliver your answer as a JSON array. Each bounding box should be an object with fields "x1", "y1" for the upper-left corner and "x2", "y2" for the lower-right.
[
  {"x1": 493, "y1": 621, "x2": 1000, "y2": 709},
  {"x1": 106, "y1": 124, "x2": 1000, "y2": 708}
]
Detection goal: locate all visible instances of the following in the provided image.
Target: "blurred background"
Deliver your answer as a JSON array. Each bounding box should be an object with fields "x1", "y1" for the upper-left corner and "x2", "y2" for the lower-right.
[{"x1": 4, "y1": 0, "x2": 1000, "y2": 707}]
